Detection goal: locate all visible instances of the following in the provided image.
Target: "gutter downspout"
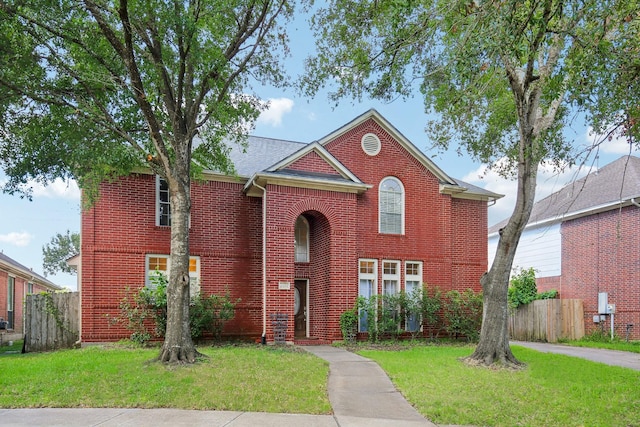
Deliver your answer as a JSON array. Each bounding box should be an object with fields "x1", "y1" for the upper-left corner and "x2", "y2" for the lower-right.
[
  {"x1": 631, "y1": 198, "x2": 640, "y2": 208},
  {"x1": 253, "y1": 181, "x2": 268, "y2": 344}
]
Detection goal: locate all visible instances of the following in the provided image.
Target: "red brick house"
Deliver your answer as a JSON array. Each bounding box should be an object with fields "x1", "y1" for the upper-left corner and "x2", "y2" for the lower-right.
[
  {"x1": 80, "y1": 110, "x2": 501, "y2": 344},
  {"x1": 0, "y1": 252, "x2": 62, "y2": 335},
  {"x1": 489, "y1": 155, "x2": 640, "y2": 340}
]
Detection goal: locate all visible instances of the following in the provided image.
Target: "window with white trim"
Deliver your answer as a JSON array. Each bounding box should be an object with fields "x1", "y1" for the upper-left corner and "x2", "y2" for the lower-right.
[
  {"x1": 379, "y1": 177, "x2": 404, "y2": 234},
  {"x1": 7, "y1": 276, "x2": 15, "y2": 329},
  {"x1": 156, "y1": 176, "x2": 171, "y2": 226},
  {"x1": 146, "y1": 254, "x2": 201, "y2": 297},
  {"x1": 405, "y1": 261, "x2": 423, "y2": 332},
  {"x1": 382, "y1": 260, "x2": 400, "y2": 297},
  {"x1": 294, "y1": 216, "x2": 309, "y2": 263},
  {"x1": 358, "y1": 259, "x2": 377, "y2": 332}
]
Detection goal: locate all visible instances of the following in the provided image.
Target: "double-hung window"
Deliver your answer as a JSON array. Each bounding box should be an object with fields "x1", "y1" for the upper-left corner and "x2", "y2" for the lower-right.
[
  {"x1": 358, "y1": 259, "x2": 377, "y2": 332},
  {"x1": 146, "y1": 254, "x2": 201, "y2": 297},
  {"x1": 405, "y1": 261, "x2": 423, "y2": 332},
  {"x1": 379, "y1": 177, "x2": 404, "y2": 234}
]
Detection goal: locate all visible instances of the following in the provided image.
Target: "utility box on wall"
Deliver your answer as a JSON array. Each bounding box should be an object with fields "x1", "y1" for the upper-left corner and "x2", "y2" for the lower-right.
[{"x1": 598, "y1": 292, "x2": 609, "y2": 314}]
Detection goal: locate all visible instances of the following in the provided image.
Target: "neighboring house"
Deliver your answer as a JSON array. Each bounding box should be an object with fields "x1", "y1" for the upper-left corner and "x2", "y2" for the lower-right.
[
  {"x1": 80, "y1": 109, "x2": 502, "y2": 344},
  {"x1": 0, "y1": 252, "x2": 62, "y2": 334},
  {"x1": 489, "y1": 155, "x2": 640, "y2": 339}
]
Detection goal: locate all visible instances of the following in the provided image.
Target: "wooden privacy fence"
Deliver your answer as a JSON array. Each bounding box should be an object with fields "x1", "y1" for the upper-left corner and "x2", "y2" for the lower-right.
[
  {"x1": 24, "y1": 292, "x2": 80, "y2": 352},
  {"x1": 509, "y1": 299, "x2": 584, "y2": 342}
]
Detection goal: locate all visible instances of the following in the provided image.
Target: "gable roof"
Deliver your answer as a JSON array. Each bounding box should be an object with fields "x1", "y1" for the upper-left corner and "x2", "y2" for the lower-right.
[
  {"x1": 489, "y1": 155, "x2": 640, "y2": 234},
  {"x1": 0, "y1": 252, "x2": 62, "y2": 291},
  {"x1": 243, "y1": 140, "x2": 372, "y2": 196},
  {"x1": 237, "y1": 109, "x2": 502, "y2": 201},
  {"x1": 317, "y1": 109, "x2": 457, "y2": 185}
]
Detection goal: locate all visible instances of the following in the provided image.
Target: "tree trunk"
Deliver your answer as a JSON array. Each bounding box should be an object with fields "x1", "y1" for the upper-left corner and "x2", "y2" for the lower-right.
[
  {"x1": 158, "y1": 175, "x2": 199, "y2": 363},
  {"x1": 465, "y1": 66, "x2": 545, "y2": 367}
]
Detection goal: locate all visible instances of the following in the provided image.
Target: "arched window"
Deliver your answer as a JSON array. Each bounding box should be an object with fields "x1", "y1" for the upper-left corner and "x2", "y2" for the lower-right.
[
  {"x1": 294, "y1": 216, "x2": 310, "y2": 262},
  {"x1": 379, "y1": 177, "x2": 404, "y2": 234}
]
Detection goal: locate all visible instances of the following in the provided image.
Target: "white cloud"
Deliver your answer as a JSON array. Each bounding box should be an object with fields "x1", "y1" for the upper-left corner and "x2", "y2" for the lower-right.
[
  {"x1": 257, "y1": 98, "x2": 294, "y2": 127},
  {"x1": 463, "y1": 159, "x2": 586, "y2": 226},
  {"x1": 0, "y1": 231, "x2": 34, "y2": 247},
  {"x1": 584, "y1": 126, "x2": 640, "y2": 155},
  {"x1": 31, "y1": 178, "x2": 81, "y2": 200}
]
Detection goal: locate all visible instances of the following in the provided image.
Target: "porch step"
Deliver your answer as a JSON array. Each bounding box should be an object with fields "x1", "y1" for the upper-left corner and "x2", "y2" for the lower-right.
[{"x1": 295, "y1": 338, "x2": 333, "y2": 346}]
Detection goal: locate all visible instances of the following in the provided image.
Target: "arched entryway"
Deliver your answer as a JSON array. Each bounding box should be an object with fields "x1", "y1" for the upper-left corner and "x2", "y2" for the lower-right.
[{"x1": 293, "y1": 210, "x2": 331, "y2": 340}]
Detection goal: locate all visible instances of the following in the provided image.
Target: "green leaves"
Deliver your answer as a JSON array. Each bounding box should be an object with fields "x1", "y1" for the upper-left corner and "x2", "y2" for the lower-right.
[{"x1": 0, "y1": 0, "x2": 294, "y2": 200}]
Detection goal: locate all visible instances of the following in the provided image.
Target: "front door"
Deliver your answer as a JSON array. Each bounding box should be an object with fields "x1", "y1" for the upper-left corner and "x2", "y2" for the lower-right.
[{"x1": 294, "y1": 280, "x2": 307, "y2": 338}]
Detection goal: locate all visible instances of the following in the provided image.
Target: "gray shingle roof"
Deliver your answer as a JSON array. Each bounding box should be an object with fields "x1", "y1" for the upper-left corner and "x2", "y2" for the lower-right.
[
  {"x1": 489, "y1": 155, "x2": 640, "y2": 233},
  {"x1": 228, "y1": 136, "x2": 306, "y2": 177},
  {"x1": 229, "y1": 133, "x2": 501, "y2": 201},
  {"x1": 0, "y1": 252, "x2": 62, "y2": 290}
]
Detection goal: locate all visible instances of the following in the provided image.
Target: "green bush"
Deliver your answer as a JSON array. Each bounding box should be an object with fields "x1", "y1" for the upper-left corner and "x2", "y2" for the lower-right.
[
  {"x1": 443, "y1": 289, "x2": 483, "y2": 342},
  {"x1": 339, "y1": 305, "x2": 359, "y2": 342},
  {"x1": 508, "y1": 267, "x2": 538, "y2": 309},
  {"x1": 111, "y1": 271, "x2": 239, "y2": 344},
  {"x1": 508, "y1": 267, "x2": 559, "y2": 310}
]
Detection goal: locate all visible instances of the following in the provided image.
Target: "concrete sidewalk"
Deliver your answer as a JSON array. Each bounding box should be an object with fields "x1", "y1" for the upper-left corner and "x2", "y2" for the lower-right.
[{"x1": 511, "y1": 341, "x2": 640, "y2": 371}]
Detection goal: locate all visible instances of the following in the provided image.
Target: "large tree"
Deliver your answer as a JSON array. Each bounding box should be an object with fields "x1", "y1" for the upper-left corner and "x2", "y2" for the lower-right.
[
  {"x1": 0, "y1": 0, "x2": 293, "y2": 363},
  {"x1": 303, "y1": 0, "x2": 638, "y2": 366},
  {"x1": 43, "y1": 230, "x2": 81, "y2": 277}
]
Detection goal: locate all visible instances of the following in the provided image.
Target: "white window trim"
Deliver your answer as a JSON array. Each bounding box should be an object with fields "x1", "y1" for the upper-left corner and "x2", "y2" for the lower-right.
[
  {"x1": 156, "y1": 175, "x2": 171, "y2": 227},
  {"x1": 404, "y1": 261, "x2": 423, "y2": 292},
  {"x1": 145, "y1": 254, "x2": 201, "y2": 297},
  {"x1": 294, "y1": 216, "x2": 310, "y2": 263},
  {"x1": 382, "y1": 260, "x2": 401, "y2": 296},
  {"x1": 378, "y1": 176, "x2": 405, "y2": 235},
  {"x1": 358, "y1": 259, "x2": 378, "y2": 333},
  {"x1": 404, "y1": 261, "x2": 423, "y2": 332}
]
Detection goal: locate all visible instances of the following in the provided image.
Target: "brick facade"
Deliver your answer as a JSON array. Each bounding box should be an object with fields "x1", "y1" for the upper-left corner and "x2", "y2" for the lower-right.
[
  {"x1": 536, "y1": 205, "x2": 640, "y2": 340},
  {"x1": 80, "y1": 112, "x2": 495, "y2": 343}
]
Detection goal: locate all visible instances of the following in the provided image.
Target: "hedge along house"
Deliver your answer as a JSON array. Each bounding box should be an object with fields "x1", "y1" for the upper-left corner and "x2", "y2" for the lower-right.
[
  {"x1": 80, "y1": 110, "x2": 502, "y2": 344},
  {"x1": 488, "y1": 155, "x2": 640, "y2": 340}
]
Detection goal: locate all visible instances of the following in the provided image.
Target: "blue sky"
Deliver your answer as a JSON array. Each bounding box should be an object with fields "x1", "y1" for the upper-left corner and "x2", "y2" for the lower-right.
[{"x1": 1, "y1": 14, "x2": 638, "y2": 291}]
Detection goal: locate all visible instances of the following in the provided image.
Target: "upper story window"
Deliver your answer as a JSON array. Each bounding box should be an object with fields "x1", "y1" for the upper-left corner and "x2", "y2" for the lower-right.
[
  {"x1": 156, "y1": 176, "x2": 171, "y2": 226},
  {"x1": 294, "y1": 216, "x2": 310, "y2": 263},
  {"x1": 379, "y1": 177, "x2": 404, "y2": 234}
]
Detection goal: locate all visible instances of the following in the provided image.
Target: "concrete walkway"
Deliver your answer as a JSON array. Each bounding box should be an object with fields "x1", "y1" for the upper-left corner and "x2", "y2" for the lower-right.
[
  {"x1": 512, "y1": 341, "x2": 640, "y2": 371},
  {"x1": 304, "y1": 345, "x2": 436, "y2": 427}
]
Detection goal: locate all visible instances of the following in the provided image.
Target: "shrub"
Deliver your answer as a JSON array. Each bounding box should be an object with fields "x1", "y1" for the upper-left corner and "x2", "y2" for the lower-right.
[
  {"x1": 508, "y1": 267, "x2": 559, "y2": 310},
  {"x1": 508, "y1": 267, "x2": 538, "y2": 309},
  {"x1": 339, "y1": 305, "x2": 358, "y2": 342},
  {"x1": 110, "y1": 272, "x2": 239, "y2": 344},
  {"x1": 443, "y1": 289, "x2": 483, "y2": 342}
]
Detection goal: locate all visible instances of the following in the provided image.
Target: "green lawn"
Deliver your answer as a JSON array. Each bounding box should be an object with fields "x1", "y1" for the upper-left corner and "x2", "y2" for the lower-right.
[
  {"x1": 563, "y1": 339, "x2": 640, "y2": 353},
  {"x1": 0, "y1": 344, "x2": 331, "y2": 414},
  {"x1": 359, "y1": 344, "x2": 640, "y2": 427},
  {"x1": 2, "y1": 342, "x2": 639, "y2": 426}
]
